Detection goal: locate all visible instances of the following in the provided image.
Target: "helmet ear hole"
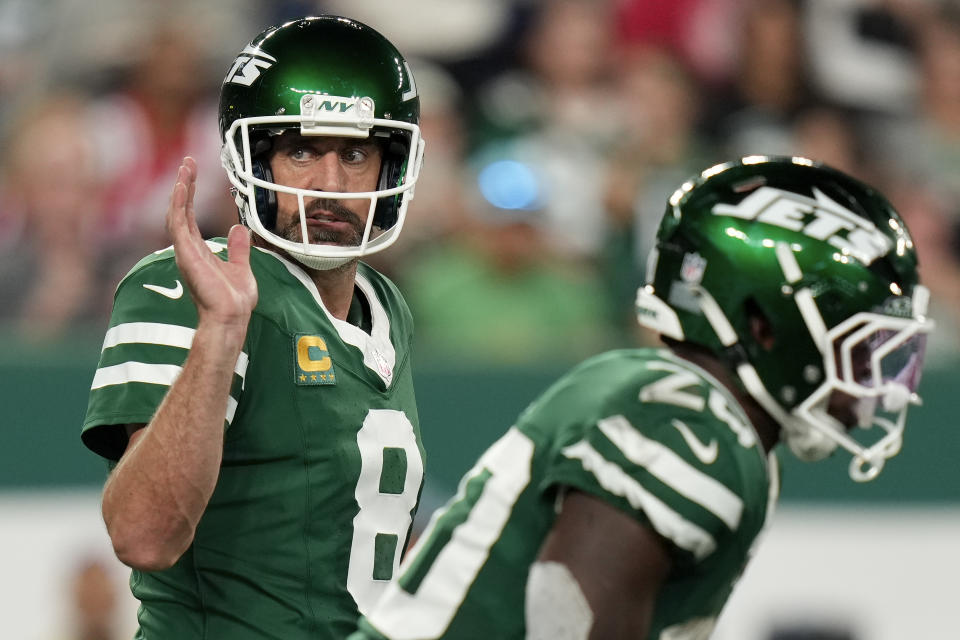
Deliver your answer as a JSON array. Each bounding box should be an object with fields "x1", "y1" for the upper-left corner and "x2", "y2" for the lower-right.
[
  {"x1": 745, "y1": 298, "x2": 775, "y2": 350},
  {"x1": 373, "y1": 135, "x2": 409, "y2": 230},
  {"x1": 251, "y1": 157, "x2": 277, "y2": 231}
]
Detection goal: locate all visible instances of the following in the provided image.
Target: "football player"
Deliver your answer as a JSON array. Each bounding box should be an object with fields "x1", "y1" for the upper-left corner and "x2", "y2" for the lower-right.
[
  {"x1": 350, "y1": 157, "x2": 933, "y2": 639},
  {"x1": 81, "y1": 16, "x2": 426, "y2": 639}
]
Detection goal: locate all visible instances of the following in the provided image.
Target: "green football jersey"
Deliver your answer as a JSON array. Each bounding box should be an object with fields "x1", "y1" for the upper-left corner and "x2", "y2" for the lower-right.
[
  {"x1": 82, "y1": 239, "x2": 424, "y2": 640},
  {"x1": 352, "y1": 348, "x2": 777, "y2": 640}
]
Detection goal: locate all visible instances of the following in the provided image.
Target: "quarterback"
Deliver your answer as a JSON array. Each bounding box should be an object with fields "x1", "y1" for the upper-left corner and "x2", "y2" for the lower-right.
[
  {"x1": 81, "y1": 17, "x2": 426, "y2": 639},
  {"x1": 351, "y1": 157, "x2": 933, "y2": 639}
]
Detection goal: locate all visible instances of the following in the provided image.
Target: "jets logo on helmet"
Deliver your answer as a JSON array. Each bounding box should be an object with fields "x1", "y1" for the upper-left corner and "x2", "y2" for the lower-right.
[
  {"x1": 713, "y1": 185, "x2": 893, "y2": 265},
  {"x1": 224, "y1": 45, "x2": 276, "y2": 86}
]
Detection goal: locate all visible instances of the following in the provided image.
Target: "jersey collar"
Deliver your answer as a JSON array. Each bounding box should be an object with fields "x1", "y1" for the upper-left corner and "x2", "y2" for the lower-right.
[{"x1": 255, "y1": 247, "x2": 397, "y2": 387}]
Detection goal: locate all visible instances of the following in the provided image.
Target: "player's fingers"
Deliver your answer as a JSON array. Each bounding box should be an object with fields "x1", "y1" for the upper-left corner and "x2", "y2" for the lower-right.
[
  {"x1": 184, "y1": 157, "x2": 198, "y2": 207},
  {"x1": 182, "y1": 157, "x2": 200, "y2": 234},
  {"x1": 167, "y1": 166, "x2": 189, "y2": 238},
  {"x1": 227, "y1": 224, "x2": 252, "y2": 269},
  {"x1": 168, "y1": 163, "x2": 206, "y2": 266}
]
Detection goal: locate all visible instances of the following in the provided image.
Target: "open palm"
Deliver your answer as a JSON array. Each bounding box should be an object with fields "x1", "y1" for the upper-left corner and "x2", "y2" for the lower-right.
[{"x1": 167, "y1": 157, "x2": 258, "y2": 327}]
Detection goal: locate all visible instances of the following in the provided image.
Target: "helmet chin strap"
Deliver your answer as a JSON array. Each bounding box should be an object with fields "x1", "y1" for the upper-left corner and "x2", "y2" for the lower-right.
[{"x1": 288, "y1": 252, "x2": 355, "y2": 271}]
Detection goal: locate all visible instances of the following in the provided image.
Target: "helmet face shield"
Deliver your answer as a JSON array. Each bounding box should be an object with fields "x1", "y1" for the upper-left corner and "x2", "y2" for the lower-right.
[
  {"x1": 794, "y1": 297, "x2": 933, "y2": 481},
  {"x1": 222, "y1": 111, "x2": 423, "y2": 269},
  {"x1": 833, "y1": 312, "x2": 929, "y2": 399},
  {"x1": 218, "y1": 16, "x2": 424, "y2": 270}
]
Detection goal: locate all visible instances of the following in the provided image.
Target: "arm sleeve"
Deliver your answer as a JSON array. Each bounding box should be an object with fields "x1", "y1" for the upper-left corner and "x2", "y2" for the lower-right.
[
  {"x1": 541, "y1": 409, "x2": 747, "y2": 565},
  {"x1": 80, "y1": 255, "x2": 248, "y2": 460}
]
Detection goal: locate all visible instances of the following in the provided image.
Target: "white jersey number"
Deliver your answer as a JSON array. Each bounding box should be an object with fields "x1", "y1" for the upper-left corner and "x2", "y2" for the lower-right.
[
  {"x1": 349, "y1": 409, "x2": 424, "y2": 614},
  {"x1": 365, "y1": 427, "x2": 535, "y2": 639}
]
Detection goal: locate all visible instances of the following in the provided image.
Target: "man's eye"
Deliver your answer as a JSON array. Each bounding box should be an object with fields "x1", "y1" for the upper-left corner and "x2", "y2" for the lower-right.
[
  {"x1": 342, "y1": 148, "x2": 368, "y2": 163},
  {"x1": 290, "y1": 147, "x2": 313, "y2": 160}
]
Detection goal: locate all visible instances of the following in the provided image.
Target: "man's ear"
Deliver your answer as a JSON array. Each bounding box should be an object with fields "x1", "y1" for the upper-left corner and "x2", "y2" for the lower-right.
[{"x1": 746, "y1": 298, "x2": 776, "y2": 351}]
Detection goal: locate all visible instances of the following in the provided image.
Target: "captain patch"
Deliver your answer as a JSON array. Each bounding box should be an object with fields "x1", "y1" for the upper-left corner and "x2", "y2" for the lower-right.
[{"x1": 294, "y1": 334, "x2": 337, "y2": 385}]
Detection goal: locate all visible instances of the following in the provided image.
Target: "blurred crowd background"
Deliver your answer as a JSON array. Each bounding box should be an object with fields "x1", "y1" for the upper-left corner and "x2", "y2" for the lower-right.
[
  {"x1": 2, "y1": 0, "x2": 960, "y2": 365},
  {"x1": 2, "y1": 1, "x2": 960, "y2": 639}
]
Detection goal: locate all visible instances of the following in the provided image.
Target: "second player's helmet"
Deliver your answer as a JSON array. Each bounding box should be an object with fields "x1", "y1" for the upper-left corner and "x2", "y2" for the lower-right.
[
  {"x1": 219, "y1": 16, "x2": 424, "y2": 270},
  {"x1": 636, "y1": 156, "x2": 933, "y2": 481}
]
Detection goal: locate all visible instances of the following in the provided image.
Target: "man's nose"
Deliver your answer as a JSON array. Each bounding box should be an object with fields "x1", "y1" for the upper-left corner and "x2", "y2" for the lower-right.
[{"x1": 309, "y1": 151, "x2": 345, "y2": 193}]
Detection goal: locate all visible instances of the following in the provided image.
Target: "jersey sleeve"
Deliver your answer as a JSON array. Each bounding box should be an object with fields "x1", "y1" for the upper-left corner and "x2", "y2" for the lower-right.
[
  {"x1": 81, "y1": 245, "x2": 248, "y2": 460},
  {"x1": 538, "y1": 362, "x2": 763, "y2": 565}
]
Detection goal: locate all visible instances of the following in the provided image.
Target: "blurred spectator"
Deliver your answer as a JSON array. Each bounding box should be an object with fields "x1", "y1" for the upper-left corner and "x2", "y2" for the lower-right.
[
  {"x1": 400, "y1": 159, "x2": 610, "y2": 364},
  {"x1": 85, "y1": 17, "x2": 234, "y2": 278},
  {"x1": 803, "y1": 0, "x2": 921, "y2": 115},
  {"x1": 886, "y1": 180, "x2": 960, "y2": 365},
  {"x1": 42, "y1": 557, "x2": 124, "y2": 640},
  {"x1": 364, "y1": 60, "x2": 473, "y2": 278},
  {"x1": 705, "y1": 0, "x2": 815, "y2": 157},
  {"x1": 466, "y1": 0, "x2": 619, "y2": 262},
  {"x1": 0, "y1": 92, "x2": 106, "y2": 339},
  {"x1": 613, "y1": 0, "x2": 743, "y2": 86},
  {"x1": 601, "y1": 45, "x2": 716, "y2": 338},
  {"x1": 471, "y1": 0, "x2": 618, "y2": 146},
  {"x1": 791, "y1": 105, "x2": 871, "y2": 182},
  {"x1": 605, "y1": 45, "x2": 715, "y2": 260},
  {"x1": 877, "y1": 3, "x2": 960, "y2": 235},
  {"x1": 469, "y1": 132, "x2": 610, "y2": 261},
  {"x1": 318, "y1": 0, "x2": 513, "y2": 63},
  {"x1": 0, "y1": 1, "x2": 58, "y2": 127}
]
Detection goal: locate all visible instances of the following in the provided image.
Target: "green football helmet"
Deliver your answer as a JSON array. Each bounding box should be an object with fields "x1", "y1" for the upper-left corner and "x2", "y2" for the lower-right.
[
  {"x1": 636, "y1": 156, "x2": 934, "y2": 481},
  {"x1": 219, "y1": 16, "x2": 424, "y2": 270}
]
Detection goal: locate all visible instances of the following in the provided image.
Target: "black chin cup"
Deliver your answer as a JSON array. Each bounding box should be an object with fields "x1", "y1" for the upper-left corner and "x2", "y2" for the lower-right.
[{"x1": 251, "y1": 158, "x2": 277, "y2": 230}]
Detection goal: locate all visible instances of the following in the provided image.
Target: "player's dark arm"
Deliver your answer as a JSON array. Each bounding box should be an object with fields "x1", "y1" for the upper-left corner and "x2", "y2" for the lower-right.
[
  {"x1": 527, "y1": 490, "x2": 673, "y2": 639},
  {"x1": 101, "y1": 158, "x2": 257, "y2": 571}
]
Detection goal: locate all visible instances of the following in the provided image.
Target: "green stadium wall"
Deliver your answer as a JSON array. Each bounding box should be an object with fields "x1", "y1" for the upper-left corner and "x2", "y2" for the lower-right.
[{"x1": 2, "y1": 333, "x2": 958, "y2": 504}]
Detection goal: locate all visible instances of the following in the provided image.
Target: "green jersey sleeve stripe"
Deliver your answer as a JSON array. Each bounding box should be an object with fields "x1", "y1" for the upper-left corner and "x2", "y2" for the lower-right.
[
  {"x1": 102, "y1": 322, "x2": 251, "y2": 380},
  {"x1": 561, "y1": 439, "x2": 716, "y2": 560},
  {"x1": 91, "y1": 362, "x2": 182, "y2": 389},
  {"x1": 598, "y1": 415, "x2": 744, "y2": 530}
]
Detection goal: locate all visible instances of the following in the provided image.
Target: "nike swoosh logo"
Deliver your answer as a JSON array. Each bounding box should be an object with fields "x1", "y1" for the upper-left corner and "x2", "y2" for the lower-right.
[
  {"x1": 143, "y1": 280, "x2": 184, "y2": 300},
  {"x1": 671, "y1": 419, "x2": 718, "y2": 465}
]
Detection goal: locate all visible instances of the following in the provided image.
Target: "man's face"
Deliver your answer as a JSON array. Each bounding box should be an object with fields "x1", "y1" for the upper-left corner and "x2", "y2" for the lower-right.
[
  {"x1": 826, "y1": 337, "x2": 873, "y2": 429},
  {"x1": 268, "y1": 131, "x2": 383, "y2": 247}
]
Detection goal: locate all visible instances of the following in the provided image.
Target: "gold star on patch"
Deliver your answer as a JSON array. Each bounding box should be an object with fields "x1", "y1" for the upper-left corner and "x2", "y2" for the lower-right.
[
  {"x1": 299, "y1": 374, "x2": 307, "y2": 382},
  {"x1": 311, "y1": 374, "x2": 318, "y2": 382}
]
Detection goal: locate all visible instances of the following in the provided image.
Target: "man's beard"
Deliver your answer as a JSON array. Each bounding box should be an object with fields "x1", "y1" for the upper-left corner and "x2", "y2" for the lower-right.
[{"x1": 277, "y1": 199, "x2": 365, "y2": 246}]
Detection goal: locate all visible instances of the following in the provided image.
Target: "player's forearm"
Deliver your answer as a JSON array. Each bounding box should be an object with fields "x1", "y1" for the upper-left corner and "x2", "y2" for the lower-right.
[{"x1": 102, "y1": 322, "x2": 247, "y2": 571}]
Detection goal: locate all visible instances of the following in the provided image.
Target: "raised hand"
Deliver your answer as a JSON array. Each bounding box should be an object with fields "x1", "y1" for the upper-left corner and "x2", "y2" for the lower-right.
[{"x1": 167, "y1": 157, "x2": 258, "y2": 328}]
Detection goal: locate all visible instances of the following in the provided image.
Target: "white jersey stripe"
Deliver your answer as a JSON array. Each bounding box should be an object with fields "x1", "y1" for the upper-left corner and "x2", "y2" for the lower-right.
[
  {"x1": 102, "y1": 322, "x2": 194, "y2": 350},
  {"x1": 101, "y1": 322, "x2": 250, "y2": 380},
  {"x1": 90, "y1": 362, "x2": 182, "y2": 390},
  {"x1": 226, "y1": 396, "x2": 239, "y2": 425},
  {"x1": 598, "y1": 415, "x2": 743, "y2": 530},
  {"x1": 561, "y1": 440, "x2": 717, "y2": 560},
  {"x1": 92, "y1": 361, "x2": 241, "y2": 425}
]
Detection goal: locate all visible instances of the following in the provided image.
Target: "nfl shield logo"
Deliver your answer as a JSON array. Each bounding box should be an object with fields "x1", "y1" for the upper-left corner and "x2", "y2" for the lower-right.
[{"x1": 681, "y1": 252, "x2": 707, "y2": 284}]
